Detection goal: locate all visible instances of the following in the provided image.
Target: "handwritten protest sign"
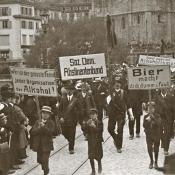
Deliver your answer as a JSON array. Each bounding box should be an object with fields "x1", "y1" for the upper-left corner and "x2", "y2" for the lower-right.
[
  {"x1": 10, "y1": 67, "x2": 57, "y2": 97},
  {"x1": 127, "y1": 65, "x2": 171, "y2": 90},
  {"x1": 59, "y1": 53, "x2": 107, "y2": 80}
]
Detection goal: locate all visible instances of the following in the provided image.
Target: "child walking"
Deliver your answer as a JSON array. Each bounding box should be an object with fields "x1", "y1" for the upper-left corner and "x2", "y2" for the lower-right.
[
  {"x1": 30, "y1": 106, "x2": 55, "y2": 175},
  {"x1": 143, "y1": 102, "x2": 162, "y2": 169},
  {"x1": 85, "y1": 108, "x2": 103, "y2": 175}
]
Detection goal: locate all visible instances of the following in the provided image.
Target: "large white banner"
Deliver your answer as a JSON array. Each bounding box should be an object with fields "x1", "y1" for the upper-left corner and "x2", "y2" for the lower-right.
[
  {"x1": 127, "y1": 66, "x2": 171, "y2": 90},
  {"x1": 138, "y1": 55, "x2": 175, "y2": 68},
  {"x1": 59, "y1": 53, "x2": 107, "y2": 80},
  {"x1": 10, "y1": 67, "x2": 58, "y2": 97}
]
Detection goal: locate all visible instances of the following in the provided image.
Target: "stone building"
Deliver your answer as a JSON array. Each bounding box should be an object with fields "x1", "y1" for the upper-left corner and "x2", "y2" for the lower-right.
[{"x1": 93, "y1": 0, "x2": 175, "y2": 46}]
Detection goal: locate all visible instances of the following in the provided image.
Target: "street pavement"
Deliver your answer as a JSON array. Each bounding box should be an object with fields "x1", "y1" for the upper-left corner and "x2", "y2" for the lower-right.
[{"x1": 14, "y1": 115, "x2": 175, "y2": 175}]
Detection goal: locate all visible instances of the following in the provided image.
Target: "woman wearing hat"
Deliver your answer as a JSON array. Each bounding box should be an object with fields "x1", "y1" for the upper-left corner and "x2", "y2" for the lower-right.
[{"x1": 30, "y1": 106, "x2": 55, "y2": 175}]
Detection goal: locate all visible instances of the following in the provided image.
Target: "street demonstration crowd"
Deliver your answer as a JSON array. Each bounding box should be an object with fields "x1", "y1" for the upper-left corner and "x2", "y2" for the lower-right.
[{"x1": 0, "y1": 75, "x2": 175, "y2": 175}]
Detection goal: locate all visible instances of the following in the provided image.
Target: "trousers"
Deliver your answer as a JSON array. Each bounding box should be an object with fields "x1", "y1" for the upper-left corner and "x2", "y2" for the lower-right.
[{"x1": 108, "y1": 116, "x2": 125, "y2": 149}]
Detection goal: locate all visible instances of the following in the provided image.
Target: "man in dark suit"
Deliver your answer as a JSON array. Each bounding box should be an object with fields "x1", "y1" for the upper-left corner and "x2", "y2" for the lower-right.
[
  {"x1": 128, "y1": 90, "x2": 145, "y2": 139},
  {"x1": 77, "y1": 82, "x2": 96, "y2": 140},
  {"x1": 107, "y1": 80, "x2": 132, "y2": 153},
  {"x1": 59, "y1": 84, "x2": 79, "y2": 154},
  {"x1": 154, "y1": 88, "x2": 174, "y2": 155}
]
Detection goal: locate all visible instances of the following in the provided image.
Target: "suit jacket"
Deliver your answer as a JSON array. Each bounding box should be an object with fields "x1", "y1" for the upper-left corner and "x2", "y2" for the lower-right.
[
  {"x1": 77, "y1": 92, "x2": 96, "y2": 120},
  {"x1": 30, "y1": 119, "x2": 55, "y2": 152},
  {"x1": 154, "y1": 93, "x2": 173, "y2": 122},
  {"x1": 59, "y1": 95, "x2": 79, "y2": 125},
  {"x1": 143, "y1": 113, "x2": 162, "y2": 140},
  {"x1": 108, "y1": 89, "x2": 130, "y2": 120}
]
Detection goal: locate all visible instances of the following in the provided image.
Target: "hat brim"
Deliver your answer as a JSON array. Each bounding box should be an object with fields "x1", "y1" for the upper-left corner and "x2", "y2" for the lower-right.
[{"x1": 41, "y1": 109, "x2": 52, "y2": 114}]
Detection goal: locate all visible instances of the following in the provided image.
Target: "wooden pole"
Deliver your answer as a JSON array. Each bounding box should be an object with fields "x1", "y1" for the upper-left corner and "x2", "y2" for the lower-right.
[{"x1": 35, "y1": 96, "x2": 41, "y2": 121}]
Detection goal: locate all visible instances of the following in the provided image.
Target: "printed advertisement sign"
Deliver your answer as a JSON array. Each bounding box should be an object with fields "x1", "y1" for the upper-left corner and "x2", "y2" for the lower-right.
[
  {"x1": 127, "y1": 65, "x2": 171, "y2": 90},
  {"x1": 10, "y1": 67, "x2": 57, "y2": 97},
  {"x1": 59, "y1": 53, "x2": 107, "y2": 80}
]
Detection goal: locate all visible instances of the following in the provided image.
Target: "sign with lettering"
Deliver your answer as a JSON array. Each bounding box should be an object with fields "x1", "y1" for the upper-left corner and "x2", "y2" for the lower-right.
[
  {"x1": 127, "y1": 65, "x2": 171, "y2": 90},
  {"x1": 10, "y1": 67, "x2": 57, "y2": 97},
  {"x1": 138, "y1": 55, "x2": 175, "y2": 68},
  {"x1": 59, "y1": 53, "x2": 107, "y2": 80}
]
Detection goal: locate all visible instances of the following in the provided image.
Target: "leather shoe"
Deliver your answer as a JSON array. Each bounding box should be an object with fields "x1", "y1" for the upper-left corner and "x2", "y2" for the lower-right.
[
  {"x1": 15, "y1": 160, "x2": 25, "y2": 165},
  {"x1": 11, "y1": 165, "x2": 21, "y2": 170},
  {"x1": 129, "y1": 135, "x2": 134, "y2": 140},
  {"x1": 8, "y1": 170, "x2": 16, "y2": 174},
  {"x1": 149, "y1": 162, "x2": 153, "y2": 169},
  {"x1": 136, "y1": 134, "x2": 140, "y2": 138},
  {"x1": 117, "y1": 148, "x2": 122, "y2": 153},
  {"x1": 69, "y1": 150, "x2": 75, "y2": 154},
  {"x1": 154, "y1": 162, "x2": 158, "y2": 169},
  {"x1": 164, "y1": 151, "x2": 169, "y2": 156}
]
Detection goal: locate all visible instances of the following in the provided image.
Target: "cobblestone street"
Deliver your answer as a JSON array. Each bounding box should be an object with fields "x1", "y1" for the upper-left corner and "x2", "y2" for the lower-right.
[{"x1": 13, "y1": 115, "x2": 175, "y2": 175}]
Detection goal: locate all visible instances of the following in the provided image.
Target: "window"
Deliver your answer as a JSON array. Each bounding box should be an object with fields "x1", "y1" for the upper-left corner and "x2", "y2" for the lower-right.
[
  {"x1": 29, "y1": 8, "x2": 32, "y2": 16},
  {"x1": 0, "y1": 7, "x2": 11, "y2": 16},
  {"x1": 21, "y1": 7, "x2": 24, "y2": 15},
  {"x1": 0, "y1": 35, "x2": 10, "y2": 46},
  {"x1": 158, "y1": 14, "x2": 161, "y2": 23},
  {"x1": 29, "y1": 35, "x2": 34, "y2": 45},
  {"x1": 0, "y1": 50, "x2": 9, "y2": 60},
  {"x1": 0, "y1": 20, "x2": 11, "y2": 29},
  {"x1": 137, "y1": 14, "x2": 140, "y2": 24},
  {"x1": 28, "y1": 21, "x2": 33, "y2": 29},
  {"x1": 36, "y1": 22, "x2": 39, "y2": 29},
  {"x1": 25, "y1": 8, "x2": 28, "y2": 15},
  {"x1": 121, "y1": 17, "x2": 125, "y2": 29},
  {"x1": 21, "y1": 21, "x2": 27, "y2": 29},
  {"x1": 2, "y1": 7, "x2": 9, "y2": 16},
  {"x1": 22, "y1": 35, "x2": 27, "y2": 45}
]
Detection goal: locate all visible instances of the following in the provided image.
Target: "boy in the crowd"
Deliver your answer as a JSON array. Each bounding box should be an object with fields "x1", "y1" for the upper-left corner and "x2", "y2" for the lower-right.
[
  {"x1": 30, "y1": 106, "x2": 55, "y2": 175},
  {"x1": 143, "y1": 102, "x2": 162, "y2": 169},
  {"x1": 85, "y1": 108, "x2": 103, "y2": 175}
]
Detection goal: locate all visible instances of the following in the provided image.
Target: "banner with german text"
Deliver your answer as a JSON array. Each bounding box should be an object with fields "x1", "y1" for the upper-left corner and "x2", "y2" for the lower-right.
[
  {"x1": 59, "y1": 53, "x2": 107, "y2": 80},
  {"x1": 10, "y1": 67, "x2": 57, "y2": 97},
  {"x1": 127, "y1": 65, "x2": 171, "y2": 90}
]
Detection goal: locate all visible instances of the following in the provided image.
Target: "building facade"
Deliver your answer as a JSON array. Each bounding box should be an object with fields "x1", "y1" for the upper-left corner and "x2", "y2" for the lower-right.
[
  {"x1": 0, "y1": 0, "x2": 92, "y2": 61},
  {"x1": 0, "y1": 0, "x2": 42, "y2": 61},
  {"x1": 94, "y1": 0, "x2": 175, "y2": 46}
]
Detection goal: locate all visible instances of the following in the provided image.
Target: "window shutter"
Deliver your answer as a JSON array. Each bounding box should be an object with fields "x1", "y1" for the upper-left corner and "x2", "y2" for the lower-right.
[
  {"x1": 8, "y1": 21, "x2": 12, "y2": 29},
  {"x1": 8, "y1": 8, "x2": 11, "y2": 16},
  {"x1": 0, "y1": 8, "x2": 2, "y2": 17},
  {"x1": 0, "y1": 21, "x2": 2, "y2": 29}
]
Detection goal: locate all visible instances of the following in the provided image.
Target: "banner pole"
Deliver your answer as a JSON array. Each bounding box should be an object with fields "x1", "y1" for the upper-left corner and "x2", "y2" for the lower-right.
[
  {"x1": 148, "y1": 89, "x2": 152, "y2": 102},
  {"x1": 35, "y1": 96, "x2": 41, "y2": 121}
]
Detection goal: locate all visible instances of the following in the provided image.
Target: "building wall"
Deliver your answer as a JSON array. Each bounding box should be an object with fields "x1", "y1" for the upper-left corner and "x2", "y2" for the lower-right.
[
  {"x1": 0, "y1": 3, "x2": 41, "y2": 60},
  {"x1": 96, "y1": 0, "x2": 175, "y2": 45}
]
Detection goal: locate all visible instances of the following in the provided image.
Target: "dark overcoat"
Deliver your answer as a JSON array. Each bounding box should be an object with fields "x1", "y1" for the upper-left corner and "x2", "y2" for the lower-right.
[
  {"x1": 85, "y1": 119, "x2": 103, "y2": 160},
  {"x1": 30, "y1": 119, "x2": 55, "y2": 152}
]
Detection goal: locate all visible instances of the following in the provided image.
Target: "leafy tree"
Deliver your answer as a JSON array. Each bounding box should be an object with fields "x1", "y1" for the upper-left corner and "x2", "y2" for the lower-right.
[
  {"x1": 25, "y1": 17, "x2": 107, "y2": 68},
  {"x1": 25, "y1": 17, "x2": 130, "y2": 70}
]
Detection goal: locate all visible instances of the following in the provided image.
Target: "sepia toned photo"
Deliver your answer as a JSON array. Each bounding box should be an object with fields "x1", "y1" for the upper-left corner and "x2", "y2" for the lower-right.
[{"x1": 0, "y1": 0, "x2": 175, "y2": 175}]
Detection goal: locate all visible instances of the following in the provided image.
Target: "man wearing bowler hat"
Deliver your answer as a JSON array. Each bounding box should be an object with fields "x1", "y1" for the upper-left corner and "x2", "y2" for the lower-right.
[{"x1": 59, "y1": 83, "x2": 80, "y2": 154}]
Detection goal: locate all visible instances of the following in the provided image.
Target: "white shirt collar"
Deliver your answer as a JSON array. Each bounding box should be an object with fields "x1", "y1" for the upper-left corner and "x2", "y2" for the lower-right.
[
  {"x1": 67, "y1": 94, "x2": 73, "y2": 101},
  {"x1": 82, "y1": 92, "x2": 86, "y2": 98}
]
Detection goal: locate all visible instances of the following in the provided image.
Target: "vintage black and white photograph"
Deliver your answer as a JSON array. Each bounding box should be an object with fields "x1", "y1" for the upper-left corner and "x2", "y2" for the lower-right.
[{"x1": 0, "y1": 0, "x2": 175, "y2": 175}]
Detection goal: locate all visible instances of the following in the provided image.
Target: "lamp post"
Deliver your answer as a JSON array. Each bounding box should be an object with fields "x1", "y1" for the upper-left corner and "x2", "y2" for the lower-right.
[{"x1": 40, "y1": 9, "x2": 49, "y2": 68}]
